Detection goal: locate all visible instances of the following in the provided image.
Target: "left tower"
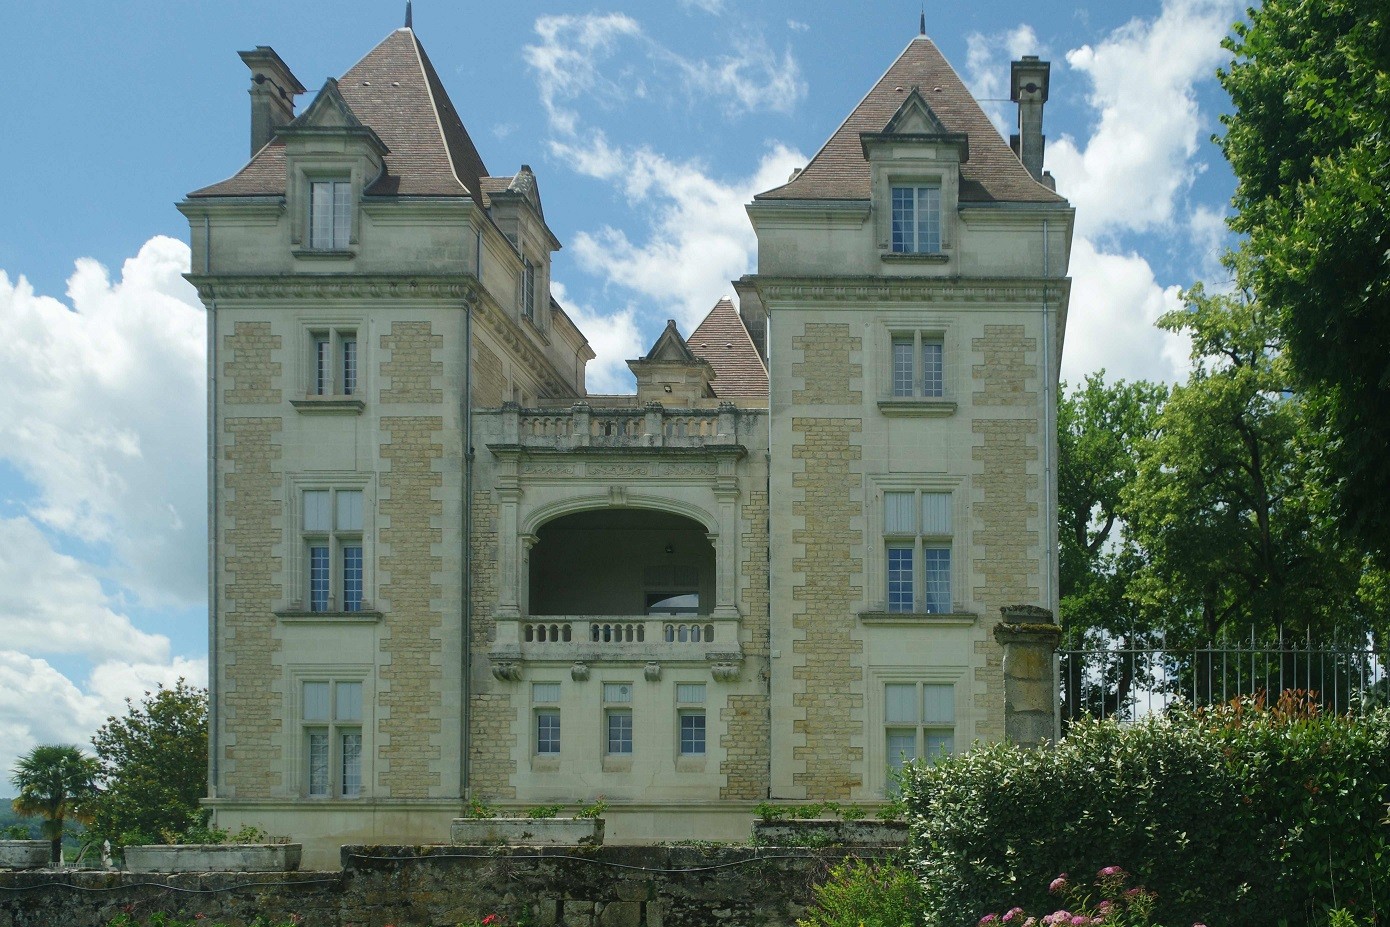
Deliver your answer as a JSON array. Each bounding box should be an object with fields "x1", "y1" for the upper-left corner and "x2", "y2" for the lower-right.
[{"x1": 178, "y1": 23, "x2": 592, "y2": 867}]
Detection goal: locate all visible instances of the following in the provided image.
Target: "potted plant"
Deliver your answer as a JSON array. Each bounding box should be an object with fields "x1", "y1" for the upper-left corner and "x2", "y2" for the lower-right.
[
  {"x1": 450, "y1": 799, "x2": 606, "y2": 846},
  {"x1": 122, "y1": 823, "x2": 302, "y2": 873}
]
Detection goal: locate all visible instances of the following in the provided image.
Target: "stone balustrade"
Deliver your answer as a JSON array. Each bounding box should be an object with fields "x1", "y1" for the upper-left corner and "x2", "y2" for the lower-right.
[{"x1": 496, "y1": 401, "x2": 742, "y2": 450}]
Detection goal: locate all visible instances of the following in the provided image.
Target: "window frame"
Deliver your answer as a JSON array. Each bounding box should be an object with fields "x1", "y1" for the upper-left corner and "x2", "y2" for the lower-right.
[
  {"x1": 291, "y1": 478, "x2": 372, "y2": 616},
  {"x1": 890, "y1": 184, "x2": 942, "y2": 255},
  {"x1": 675, "y1": 682, "x2": 707, "y2": 759},
  {"x1": 521, "y1": 257, "x2": 536, "y2": 323},
  {"x1": 602, "y1": 682, "x2": 634, "y2": 756},
  {"x1": 307, "y1": 328, "x2": 360, "y2": 398},
  {"x1": 882, "y1": 679, "x2": 958, "y2": 791},
  {"x1": 533, "y1": 682, "x2": 562, "y2": 757},
  {"x1": 867, "y1": 477, "x2": 964, "y2": 618},
  {"x1": 294, "y1": 671, "x2": 369, "y2": 800},
  {"x1": 882, "y1": 488, "x2": 953, "y2": 615},
  {"x1": 308, "y1": 179, "x2": 353, "y2": 251}
]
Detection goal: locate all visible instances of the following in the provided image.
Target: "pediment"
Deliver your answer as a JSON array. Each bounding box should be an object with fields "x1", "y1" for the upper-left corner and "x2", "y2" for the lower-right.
[
  {"x1": 644, "y1": 320, "x2": 700, "y2": 364},
  {"x1": 292, "y1": 78, "x2": 367, "y2": 130},
  {"x1": 882, "y1": 88, "x2": 949, "y2": 136}
]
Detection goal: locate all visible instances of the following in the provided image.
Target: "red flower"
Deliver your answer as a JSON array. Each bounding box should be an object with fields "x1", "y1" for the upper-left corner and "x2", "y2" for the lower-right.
[{"x1": 482, "y1": 916, "x2": 499, "y2": 926}]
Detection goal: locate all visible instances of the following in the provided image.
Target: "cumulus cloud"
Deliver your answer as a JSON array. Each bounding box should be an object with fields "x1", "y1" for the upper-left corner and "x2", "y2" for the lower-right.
[
  {"x1": 0, "y1": 649, "x2": 207, "y2": 786},
  {"x1": 0, "y1": 236, "x2": 206, "y2": 607},
  {"x1": 1046, "y1": 0, "x2": 1240, "y2": 239},
  {"x1": 525, "y1": 12, "x2": 805, "y2": 137},
  {"x1": 965, "y1": 24, "x2": 1041, "y2": 132},
  {"x1": 557, "y1": 138, "x2": 804, "y2": 333},
  {"x1": 551, "y1": 282, "x2": 644, "y2": 394}
]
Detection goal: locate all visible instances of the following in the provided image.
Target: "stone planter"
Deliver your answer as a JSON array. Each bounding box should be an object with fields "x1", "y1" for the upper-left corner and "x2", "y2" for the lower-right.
[
  {"x1": 123, "y1": 843, "x2": 302, "y2": 873},
  {"x1": 450, "y1": 817, "x2": 604, "y2": 847},
  {"x1": 751, "y1": 819, "x2": 908, "y2": 847},
  {"x1": 0, "y1": 840, "x2": 50, "y2": 870}
]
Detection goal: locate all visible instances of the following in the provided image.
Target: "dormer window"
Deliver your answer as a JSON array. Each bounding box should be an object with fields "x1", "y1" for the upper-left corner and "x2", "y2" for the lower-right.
[
  {"x1": 309, "y1": 180, "x2": 352, "y2": 250},
  {"x1": 891, "y1": 185, "x2": 941, "y2": 253}
]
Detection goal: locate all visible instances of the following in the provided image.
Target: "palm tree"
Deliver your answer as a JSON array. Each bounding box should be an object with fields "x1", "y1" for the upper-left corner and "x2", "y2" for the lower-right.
[{"x1": 10, "y1": 745, "x2": 100, "y2": 866}]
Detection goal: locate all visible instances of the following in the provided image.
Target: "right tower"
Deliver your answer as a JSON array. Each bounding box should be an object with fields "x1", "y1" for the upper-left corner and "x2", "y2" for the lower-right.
[{"x1": 742, "y1": 33, "x2": 1073, "y2": 800}]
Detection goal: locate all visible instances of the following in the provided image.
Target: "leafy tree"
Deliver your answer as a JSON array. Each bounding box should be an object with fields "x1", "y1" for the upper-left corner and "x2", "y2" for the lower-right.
[
  {"x1": 89, "y1": 680, "x2": 208, "y2": 846},
  {"x1": 10, "y1": 744, "x2": 100, "y2": 865},
  {"x1": 1124, "y1": 268, "x2": 1381, "y2": 667},
  {"x1": 1219, "y1": 0, "x2": 1390, "y2": 563},
  {"x1": 1057, "y1": 373, "x2": 1166, "y2": 717}
]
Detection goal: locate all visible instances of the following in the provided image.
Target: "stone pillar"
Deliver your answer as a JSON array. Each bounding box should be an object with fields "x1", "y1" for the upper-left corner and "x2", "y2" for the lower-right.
[{"x1": 992, "y1": 605, "x2": 1061, "y2": 747}]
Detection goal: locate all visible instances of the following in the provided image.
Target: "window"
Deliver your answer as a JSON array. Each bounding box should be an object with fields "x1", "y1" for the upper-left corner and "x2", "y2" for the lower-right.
[
  {"x1": 303, "y1": 489, "x2": 365, "y2": 612},
  {"x1": 603, "y1": 683, "x2": 633, "y2": 755},
  {"x1": 521, "y1": 258, "x2": 536, "y2": 322},
  {"x1": 884, "y1": 490, "x2": 952, "y2": 614},
  {"x1": 309, "y1": 180, "x2": 352, "y2": 250},
  {"x1": 885, "y1": 682, "x2": 955, "y2": 786},
  {"x1": 891, "y1": 185, "x2": 941, "y2": 254},
  {"x1": 310, "y1": 330, "x2": 358, "y2": 397},
  {"x1": 303, "y1": 680, "x2": 363, "y2": 798},
  {"x1": 891, "y1": 333, "x2": 945, "y2": 398},
  {"x1": 534, "y1": 682, "x2": 561, "y2": 755},
  {"x1": 676, "y1": 683, "x2": 706, "y2": 756}
]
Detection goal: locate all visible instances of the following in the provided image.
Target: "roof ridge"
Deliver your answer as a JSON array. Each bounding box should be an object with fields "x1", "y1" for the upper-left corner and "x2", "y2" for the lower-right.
[{"x1": 405, "y1": 32, "x2": 470, "y2": 195}]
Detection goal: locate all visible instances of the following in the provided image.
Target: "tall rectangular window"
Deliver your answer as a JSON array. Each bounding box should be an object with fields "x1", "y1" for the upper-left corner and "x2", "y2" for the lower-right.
[
  {"x1": 521, "y1": 258, "x2": 536, "y2": 322},
  {"x1": 303, "y1": 679, "x2": 364, "y2": 798},
  {"x1": 534, "y1": 682, "x2": 561, "y2": 755},
  {"x1": 676, "y1": 683, "x2": 706, "y2": 756},
  {"x1": 884, "y1": 681, "x2": 955, "y2": 788},
  {"x1": 883, "y1": 490, "x2": 953, "y2": 614},
  {"x1": 310, "y1": 330, "x2": 359, "y2": 397},
  {"x1": 603, "y1": 683, "x2": 633, "y2": 755},
  {"x1": 889, "y1": 332, "x2": 946, "y2": 398},
  {"x1": 891, "y1": 185, "x2": 941, "y2": 254},
  {"x1": 303, "y1": 488, "x2": 365, "y2": 612},
  {"x1": 309, "y1": 180, "x2": 352, "y2": 250}
]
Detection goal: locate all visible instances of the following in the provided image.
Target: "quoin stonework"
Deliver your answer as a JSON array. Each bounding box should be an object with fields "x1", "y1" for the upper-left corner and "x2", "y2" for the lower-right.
[{"x1": 179, "y1": 18, "x2": 1073, "y2": 867}]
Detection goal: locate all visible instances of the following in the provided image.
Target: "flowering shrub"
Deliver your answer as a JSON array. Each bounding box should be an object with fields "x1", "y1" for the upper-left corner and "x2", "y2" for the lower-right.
[
  {"x1": 900, "y1": 703, "x2": 1390, "y2": 926},
  {"x1": 796, "y1": 858, "x2": 922, "y2": 927},
  {"x1": 977, "y1": 867, "x2": 1198, "y2": 927}
]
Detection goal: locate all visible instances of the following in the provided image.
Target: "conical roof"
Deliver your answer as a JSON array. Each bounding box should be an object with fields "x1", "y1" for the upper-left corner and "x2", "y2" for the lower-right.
[
  {"x1": 756, "y1": 36, "x2": 1062, "y2": 204},
  {"x1": 190, "y1": 27, "x2": 488, "y2": 201}
]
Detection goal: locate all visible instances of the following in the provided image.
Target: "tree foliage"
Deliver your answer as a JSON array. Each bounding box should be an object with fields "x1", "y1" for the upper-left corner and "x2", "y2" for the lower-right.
[
  {"x1": 88, "y1": 680, "x2": 209, "y2": 846},
  {"x1": 1124, "y1": 273, "x2": 1379, "y2": 649},
  {"x1": 1219, "y1": 0, "x2": 1390, "y2": 563},
  {"x1": 10, "y1": 744, "x2": 100, "y2": 864}
]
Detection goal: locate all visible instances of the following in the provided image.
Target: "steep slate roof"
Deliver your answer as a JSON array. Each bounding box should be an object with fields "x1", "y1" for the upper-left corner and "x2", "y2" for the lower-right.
[
  {"x1": 756, "y1": 36, "x2": 1063, "y2": 205},
  {"x1": 190, "y1": 28, "x2": 489, "y2": 202},
  {"x1": 688, "y1": 298, "x2": 769, "y2": 401}
]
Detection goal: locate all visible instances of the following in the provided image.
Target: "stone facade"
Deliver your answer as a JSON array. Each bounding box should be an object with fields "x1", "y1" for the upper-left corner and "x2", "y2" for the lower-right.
[{"x1": 184, "y1": 23, "x2": 1070, "y2": 868}]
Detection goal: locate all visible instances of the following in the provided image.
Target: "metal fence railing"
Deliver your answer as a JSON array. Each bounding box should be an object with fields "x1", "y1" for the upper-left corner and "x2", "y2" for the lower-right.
[{"x1": 1059, "y1": 629, "x2": 1387, "y2": 723}]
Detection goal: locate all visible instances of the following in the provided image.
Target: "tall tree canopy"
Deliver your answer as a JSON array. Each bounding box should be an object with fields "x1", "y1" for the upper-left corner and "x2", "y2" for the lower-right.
[
  {"x1": 10, "y1": 744, "x2": 100, "y2": 865},
  {"x1": 88, "y1": 680, "x2": 208, "y2": 846},
  {"x1": 1220, "y1": 0, "x2": 1390, "y2": 562}
]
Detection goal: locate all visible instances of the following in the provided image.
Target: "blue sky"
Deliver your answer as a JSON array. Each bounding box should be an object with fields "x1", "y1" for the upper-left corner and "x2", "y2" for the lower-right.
[{"x1": 0, "y1": 0, "x2": 1241, "y2": 777}]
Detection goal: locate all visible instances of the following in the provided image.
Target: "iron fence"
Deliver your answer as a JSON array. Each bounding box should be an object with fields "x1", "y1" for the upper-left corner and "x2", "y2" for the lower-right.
[{"x1": 1059, "y1": 628, "x2": 1387, "y2": 722}]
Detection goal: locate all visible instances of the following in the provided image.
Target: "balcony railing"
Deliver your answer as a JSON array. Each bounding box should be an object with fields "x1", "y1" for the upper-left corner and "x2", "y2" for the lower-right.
[
  {"x1": 492, "y1": 615, "x2": 739, "y2": 662},
  {"x1": 494, "y1": 402, "x2": 744, "y2": 450}
]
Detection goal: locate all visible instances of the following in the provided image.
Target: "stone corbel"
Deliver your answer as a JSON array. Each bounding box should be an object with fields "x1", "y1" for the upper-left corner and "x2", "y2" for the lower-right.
[
  {"x1": 490, "y1": 658, "x2": 523, "y2": 683},
  {"x1": 570, "y1": 661, "x2": 590, "y2": 682},
  {"x1": 644, "y1": 662, "x2": 662, "y2": 682},
  {"x1": 707, "y1": 652, "x2": 744, "y2": 683}
]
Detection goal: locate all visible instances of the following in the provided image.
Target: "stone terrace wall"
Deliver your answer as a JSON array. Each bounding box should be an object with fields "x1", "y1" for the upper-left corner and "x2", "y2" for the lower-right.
[{"x1": 0, "y1": 846, "x2": 888, "y2": 927}]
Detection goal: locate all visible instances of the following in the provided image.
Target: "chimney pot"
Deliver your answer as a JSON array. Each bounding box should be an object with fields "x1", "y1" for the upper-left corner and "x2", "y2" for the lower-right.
[
  {"x1": 238, "y1": 46, "x2": 307, "y2": 158},
  {"x1": 1009, "y1": 56, "x2": 1051, "y2": 183}
]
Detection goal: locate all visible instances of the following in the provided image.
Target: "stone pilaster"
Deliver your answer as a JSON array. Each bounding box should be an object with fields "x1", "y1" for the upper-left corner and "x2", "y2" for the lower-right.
[{"x1": 992, "y1": 605, "x2": 1061, "y2": 747}]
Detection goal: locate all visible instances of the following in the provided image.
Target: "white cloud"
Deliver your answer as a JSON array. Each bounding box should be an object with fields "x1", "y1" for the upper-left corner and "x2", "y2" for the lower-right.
[
  {"x1": 787, "y1": 20, "x2": 810, "y2": 33},
  {"x1": 557, "y1": 138, "x2": 805, "y2": 333},
  {"x1": 0, "y1": 516, "x2": 171, "y2": 663},
  {"x1": 0, "y1": 649, "x2": 207, "y2": 786},
  {"x1": 0, "y1": 236, "x2": 206, "y2": 607},
  {"x1": 525, "y1": 13, "x2": 805, "y2": 136},
  {"x1": 551, "y1": 282, "x2": 644, "y2": 394},
  {"x1": 680, "y1": 0, "x2": 725, "y2": 14},
  {"x1": 1046, "y1": 0, "x2": 1240, "y2": 238},
  {"x1": 1062, "y1": 237, "x2": 1189, "y2": 385}
]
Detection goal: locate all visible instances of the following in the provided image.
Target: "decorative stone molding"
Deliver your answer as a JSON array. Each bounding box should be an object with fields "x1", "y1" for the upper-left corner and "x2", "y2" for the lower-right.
[
  {"x1": 644, "y1": 662, "x2": 662, "y2": 682},
  {"x1": 490, "y1": 659, "x2": 523, "y2": 683},
  {"x1": 449, "y1": 818, "x2": 603, "y2": 847},
  {"x1": 123, "y1": 844, "x2": 302, "y2": 873},
  {"x1": 747, "y1": 275, "x2": 1068, "y2": 307},
  {"x1": 187, "y1": 274, "x2": 480, "y2": 303},
  {"x1": 707, "y1": 652, "x2": 744, "y2": 683},
  {"x1": 570, "y1": 661, "x2": 590, "y2": 682}
]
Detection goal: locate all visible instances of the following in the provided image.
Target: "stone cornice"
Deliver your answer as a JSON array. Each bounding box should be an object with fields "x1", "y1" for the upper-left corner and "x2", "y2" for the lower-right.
[
  {"x1": 187, "y1": 274, "x2": 481, "y2": 303},
  {"x1": 744, "y1": 275, "x2": 1071, "y2": 307},
  {"x1": 471, "y1": 293, "x2": 580, "y2": 401}
]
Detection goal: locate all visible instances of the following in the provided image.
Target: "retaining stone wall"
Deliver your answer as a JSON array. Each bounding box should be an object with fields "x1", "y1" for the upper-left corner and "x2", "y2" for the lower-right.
[{"x1": 0, "y1": 846, "x2": 884, "y2": 927}]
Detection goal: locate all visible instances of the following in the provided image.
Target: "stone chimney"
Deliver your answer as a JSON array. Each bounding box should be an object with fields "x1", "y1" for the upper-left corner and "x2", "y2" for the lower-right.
[
  {"x1": 238, "y1": 47, "x2": 306, "y2": 158},
  {"x1": 1009, "y1": 55, "x2": 1051, "y2": 186}
]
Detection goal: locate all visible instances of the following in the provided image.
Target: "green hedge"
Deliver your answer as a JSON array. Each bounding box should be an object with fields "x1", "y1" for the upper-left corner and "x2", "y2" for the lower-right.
[{"x1": 900, "y1": 702, "x2": 1390, "y2": 927}]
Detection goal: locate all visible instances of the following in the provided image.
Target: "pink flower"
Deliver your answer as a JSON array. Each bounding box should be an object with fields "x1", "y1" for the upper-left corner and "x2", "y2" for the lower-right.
[
  {"x1": 1097, "y1": 865, "x2": 1125, "y2": 879},
  {"x1": 1003, "y1": 907, "x2": 1024, "y2": 923},
  {"x1": 1070, "y1": 917, "x2": 1092, "y2": 927},
  {"x1": 979, "y1": 915, "x2": 1001, "y2": 926},
  {"x1": 1023, "y1": 920, "x2": 1037, "y2": 927},
  {"x1": 1049, "y1": 874, "x2": 1069, "y2": 894}
]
